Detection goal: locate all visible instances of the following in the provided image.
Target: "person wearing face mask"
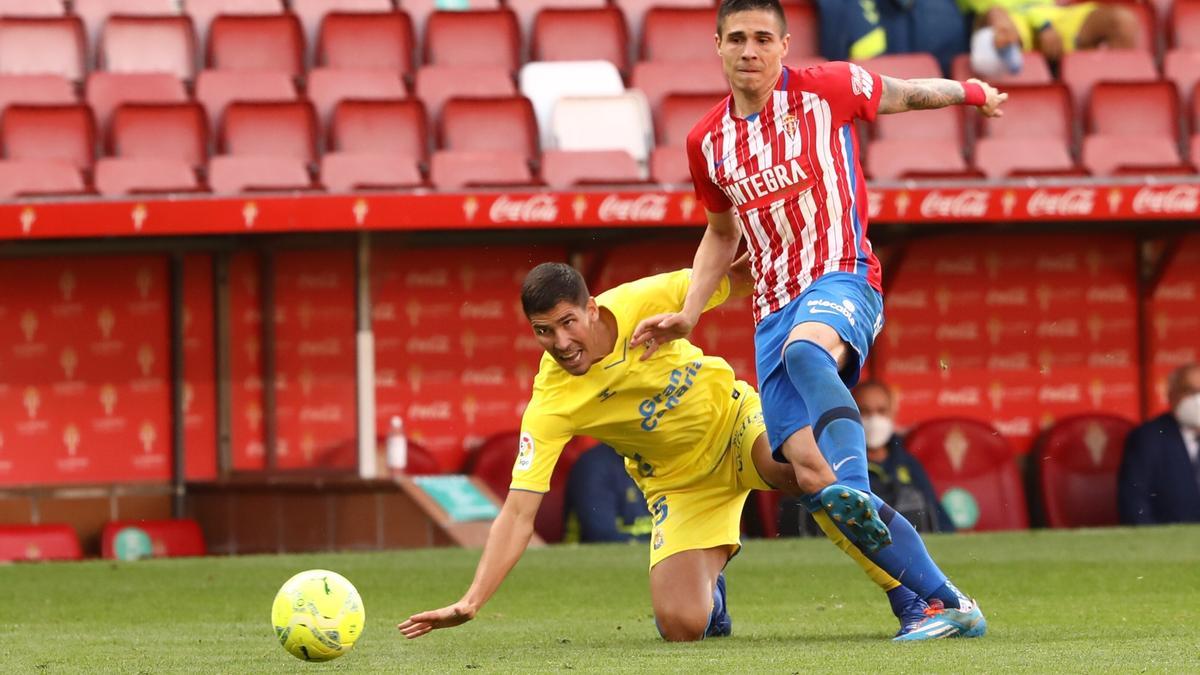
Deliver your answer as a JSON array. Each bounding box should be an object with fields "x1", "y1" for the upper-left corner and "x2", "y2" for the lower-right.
[
  {"x1": 855, "y1": 380, "x2": 956, "y2": 533},
  {"x1": 1118, "y1": 364, "x2": 1200, "y2": 525}
]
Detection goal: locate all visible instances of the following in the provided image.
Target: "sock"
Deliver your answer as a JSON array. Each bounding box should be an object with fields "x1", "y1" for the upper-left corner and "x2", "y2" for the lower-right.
[
  {"x1": 704, "y1": 573, "x2": 730, "y2": 638},
  {"x1": 860, "y1": 497, "x2": 961, "y2": 609},
  {"x1": 782, "y1": 340, "x2": 869, "y2": 492},
  {"x1": 887, "y1": 585, "x2": 923, "y2": 620}
]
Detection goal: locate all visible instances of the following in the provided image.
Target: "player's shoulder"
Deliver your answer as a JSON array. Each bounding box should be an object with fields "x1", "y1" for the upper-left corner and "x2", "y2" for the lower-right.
[
  {"x1": 600, "y1": 269, "x2": 686, "y2": 304},
  {"x1": 685, "y1": 95, "x2": 731, "y2": 147}
]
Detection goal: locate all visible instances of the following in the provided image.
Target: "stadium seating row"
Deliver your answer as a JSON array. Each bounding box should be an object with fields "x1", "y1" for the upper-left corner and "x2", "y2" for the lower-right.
[{"x1": 0, "y1": 518, "x2": 205, "y2": 561}]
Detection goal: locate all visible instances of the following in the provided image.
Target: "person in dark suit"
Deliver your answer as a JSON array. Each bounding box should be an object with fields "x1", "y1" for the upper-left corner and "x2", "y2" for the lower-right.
[{"x1": 1119, "y1": 364, "x2": 1200, "y2": 525}]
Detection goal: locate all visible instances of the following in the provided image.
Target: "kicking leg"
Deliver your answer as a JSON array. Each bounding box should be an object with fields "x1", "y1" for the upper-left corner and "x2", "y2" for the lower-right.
[
  {"x1": 751, "y1": 429, "x2": 928, "y2": 636},
  {"x1": 649, "y1": 546, "x2": 733, "y2": 642}
]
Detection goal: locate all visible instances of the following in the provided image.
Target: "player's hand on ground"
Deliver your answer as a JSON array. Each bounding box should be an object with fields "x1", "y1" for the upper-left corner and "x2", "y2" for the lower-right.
[
  {"x1": 631, "y1": 312, "x2": 696, "y2": 360},
  {"x1": 969, "y1": 78, "x2": 1007, "y2": 118},
  {"x1": 397, "y1": 601, "x2": 476, "y2": 639}
]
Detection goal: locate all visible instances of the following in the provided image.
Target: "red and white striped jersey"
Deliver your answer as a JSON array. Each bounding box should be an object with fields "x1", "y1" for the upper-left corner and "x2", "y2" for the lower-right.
[{"x1": 687, "y1": 62, "x2": 884, "y2": 323}]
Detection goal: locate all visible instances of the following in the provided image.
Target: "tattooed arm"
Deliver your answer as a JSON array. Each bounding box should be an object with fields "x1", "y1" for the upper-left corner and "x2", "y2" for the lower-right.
[{"x1": 878, "y1": 76, "x2": 1007, "y2": 117}]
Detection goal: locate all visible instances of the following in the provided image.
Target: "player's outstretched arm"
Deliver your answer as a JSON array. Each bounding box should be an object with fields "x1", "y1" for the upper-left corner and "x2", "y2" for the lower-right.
[
  {"x1": 878, "y1": 76, "x2": 1007, "y2": 118},
  {"x1": 398, "y1": 489, "x2": 543, "y2": 639},
  {"x1": 631, "y1": 208, "x2": 741, "y2": 358}
]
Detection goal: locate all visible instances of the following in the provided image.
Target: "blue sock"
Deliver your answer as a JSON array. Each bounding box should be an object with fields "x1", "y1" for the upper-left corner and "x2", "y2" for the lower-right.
[
  {"x1": 887, "y1": 585, "x2": 923, "y2": 619},
  {"x1": 705, "y1": 572, "x2": 731, "y2": 638},
  {"x1": 782, "y1": 340, "x2": 869, "y2": 492},
  {"x1": 866, "y1": 497, "x2": 960, "y2": 609}
]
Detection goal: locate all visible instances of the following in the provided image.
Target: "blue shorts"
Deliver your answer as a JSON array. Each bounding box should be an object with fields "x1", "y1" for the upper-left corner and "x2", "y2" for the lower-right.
[{"x1": 754, "y1": 272, "x2": 884, "y2": 453}]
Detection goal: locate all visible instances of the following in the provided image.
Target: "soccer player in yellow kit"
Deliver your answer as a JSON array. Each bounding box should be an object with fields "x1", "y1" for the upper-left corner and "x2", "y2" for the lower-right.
[{"x1": 399, "y1": 260, "x2": 924, "y2": 642}]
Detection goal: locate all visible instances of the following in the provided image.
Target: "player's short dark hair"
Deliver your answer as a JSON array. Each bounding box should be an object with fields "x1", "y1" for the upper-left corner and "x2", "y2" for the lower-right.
[
  {"x1": 855, "y1": 379, "x2": 894, "y2": 404},
  {"x1": 520, "y1": 262, "x2": 590, "y2": 317},
  {"x1": 717, "y1": 0, "x2": 787, "y2": 36}
]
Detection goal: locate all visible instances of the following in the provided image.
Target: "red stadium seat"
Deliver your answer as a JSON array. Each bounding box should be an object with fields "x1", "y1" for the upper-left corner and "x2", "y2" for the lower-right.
[
  {"x1": 507, "y1": 0, "x2": 605, "y2": 37},
  {"x1": 0, "y1": 0, "x2": 63, "y2": 16},
  {"x1": 0, "y1": 17, "x2": 86, "y2": 82},
  {"x1": 641, "y1": 7, "x2": 716, "y2": 62},
  {"x1": 74, "y1": 0, "x2": 180, "y2": 43},
  {"x1": 95, "y1": 157, "x2": 201, "y2": 195},
  {"x1": 540, "y1": 149, "x2": 643, "y2": 188},
  {"x1": 631, "y1": 60, "x2": 728, "y2": 118},
  {"x1": 1165, "y1": 49, "x2": 1200, "y2": 110},
  {"x1": 1036, "y1": 414, "x2": 1135, "y2": 528},
  {"x1": 100, "y1": 15, "x2": 198, "y2": 81},
  {"x1": 220, "y1": 100, "x2": 317, "y2": 161},
  {"x1": 207, "y1": 14, "x2": 304, "y2": 77},
  {"x1": 402, "y1": 439, "x2": 445, "y2": 476},
  {"x1": 0, "y1": 74, "x2": 75, "y2": 117},
  {"x1": 194, "y1": 69, "x2": 297, "y2": 130},
  {"x1": 320, "y1": 152, "x2": 423, "y2": 192},
  {"x1": 331, "y1": 99, "x2": 428, "y2": 159},
  {"x1": 468, "y1": 430, "x2": 590, "y2": 542},
  {"x1": 861, "y1": 52, "x2": 941, "y2": 80},
  {"x1": 973, "y1": 84, "x2": 1076, "y2": 179},
  {"x1": 207, "y1": 155, "x2": 312, "y2": 193},
  {"x1": 1172, "y1": 0, "x2": 1200, "y2": 48},
  {"x1": 109, "y1": 103, "x2": 208, "y2": 168},
  {"x1": 185, "y1": 0, "x2": 285, "y2": 45},
  {"x1": 0, "y1": 159, "x2": 87, "y2": 197},
  {"x1": 100, "y1": 518, "x2": 207, "y2": 558},
  {"x1": 0, "y1": 524, "x2": 82, "y2": 561},
  {"x1": 292, "y1": 0, "x2": 395, "y2": 45},
  {"x1": 429, "y1": 150, "x2": 534, "y2": 189},
  {"x1": 867, "y1": 139, "x2": 972, "y2": 180},
  {"x1": 414, "y1": 64, "x2": 516, "y2": 121},
  {"x1": 614, "y1": 0, "x2": 710, "y2": 47},
  {"x1": 86, "y1": 72, "x2": 188, "y2": 134},
  {"x1": 783, "y1": 1, "x2": 820, "y2": 58},
  {"x1": 439, "y1": 97, "x2": 537, "y2": 158},
  {"x1": 2, "y1": 104, "x2": 95, "y2": 169},
  {"x1": 317, "y1": 10, "x2": 414, "y2": 76},
  {"x1": 650, "y1": 145, "x2": 689, "y2": 184},
  {"x1": 1060, "y1": 49, "x2": 1157, "y2": 109},
  {"x1": 658, "y1": 92, "x2": 727, "y2": 146},
  {"x1": 533, "y1": 7, "x2": 628, "y2": 74},
  {"x1": 306, "y1": 68, "x2": 406, "y2": 124},
  {"x1": 950, "y1": 51, "x2": 1054, "y2": 85},
  {"x1": 906, "y1": 418, "x2": 1028, "y2": 532},
  {"x1": 1082, "y1": 81, "x2": 1186, "y2": 176},
  {"x1": 424, "y1": 10, "x2": 520, "y2": 71},
  {"x1": 755, "y1": 491, "x2": 783, "y2": 538}
]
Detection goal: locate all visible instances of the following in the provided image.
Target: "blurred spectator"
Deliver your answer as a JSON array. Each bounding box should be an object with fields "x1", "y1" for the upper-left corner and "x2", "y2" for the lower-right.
[
  {"x1": 959, "y1": 0, "x2": 1139, "y2": 76},
  {"x1": 779, "y1": 380, "x2": 954, "y2": 536},
  {"x1": 1118, "y1": 364, "x2": 1200, "y2": 525},
  {"x1": 855, "y1": 380, "x2": 956, "y2": 533},
  {"x1": 814, "y1": 0, "x2": 971, "y2": 74},
  {"x1": 563, "y1": 444, "x2": 653, "y2": 543}
]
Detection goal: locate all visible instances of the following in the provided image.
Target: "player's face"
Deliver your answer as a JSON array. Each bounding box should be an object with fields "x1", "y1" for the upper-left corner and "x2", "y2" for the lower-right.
[
  {"x1": 528, "y1": 299, "x2": 601, "y2": 376},
  {"x1": 716, "y1": 10, "x2": 789, "y2": 96}
]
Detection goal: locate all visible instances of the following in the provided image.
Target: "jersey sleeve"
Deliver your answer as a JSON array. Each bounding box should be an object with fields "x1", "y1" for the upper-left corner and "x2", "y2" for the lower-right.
[
  {"x1": 800, "y1": 61, "x2": 883, "y2": 124},
  {"x1": 686, "y1": 128, "x2": 734, "y2": 214},
  {"x1": 510, "y1": 390, "x2": 574, "y2": 493},
  {"x1": 626, "y1": 269, "x2": 731, "y2": 317}
]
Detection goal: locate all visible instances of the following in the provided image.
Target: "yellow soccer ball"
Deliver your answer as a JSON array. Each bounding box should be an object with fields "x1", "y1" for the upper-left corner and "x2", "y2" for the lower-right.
[{"x1": 271, "y1": 569, "x2": 365, "y2": 662}]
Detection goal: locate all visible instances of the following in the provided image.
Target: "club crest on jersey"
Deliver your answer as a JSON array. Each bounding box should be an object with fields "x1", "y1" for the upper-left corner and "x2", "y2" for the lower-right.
[{"x1": 782, "y1": 113, "x2": 799, "y2": 137}]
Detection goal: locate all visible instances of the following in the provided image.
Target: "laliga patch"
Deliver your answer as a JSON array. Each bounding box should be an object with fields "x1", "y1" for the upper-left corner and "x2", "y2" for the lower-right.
[{"x1": 516, "y1": 432, "x2": 535, "y2": 471}]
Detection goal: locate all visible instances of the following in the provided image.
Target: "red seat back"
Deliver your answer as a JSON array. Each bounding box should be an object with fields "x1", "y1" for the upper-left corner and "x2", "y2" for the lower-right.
[
  {"x1": 906, "y1": 418, "x2": 1029, "y2": 531},
  {"x1": 979, "y1": 84, "x2": 1072, "y2": 141},
  {"x1": 414, "y1": 64, "x2": 516, "y2": 121},
  {"x1": 1061, "y1": 49, "x2": 1157, "y2": 109},
  {"x1": 658, "y1": 92, "x2": 726, "y2": 146},
  {"x1": 87, "y1": 72, "x2": 188, "y2": 134},
  {"x1": 2, "y1": 104, "x2": 95, "y2": 169},
  {"x1": 101, "y1": 518, "x2": 207, "y2": 558},
  {"x1": 0, "y1": 17, "x2": 86, "y2": 82},
  {"x1": 1172, "y1": 0, "x2": 1200, "y2": 49},
  {"x1": 784, "y1": 1, "x2": 820, "y2": 58},
  {"x1": 1088, "y1": 81, "x2": 1180, "y2": 138},
  {"x1": 439, "y1": 97, "x2": 537, "y2": 157},
  {"x1": 100, "y1": 15, "x2": 198, "y2": 81},
  {"x1": 1037, "y1": 414, "x2": 1135, "y2": 528},
  {"x1": 533, "y1": 7, "x2": 628, "y2": 74},
  {"x1": 425, "y1": 10, "x2": 520, "y2": 71},
  {"x1": 194, "y1": 69, "x2": 297, "y2": 130},
  {"x1": 0, "y1": 523, "x2": 82, "y2": 561},
  {"x1": 111, "y1": 103, "x2": 208, "y2": 168},
  {"x1": 220, "y1": 101, "x2": 317, "y2": 161},
  {"x1": 207, "y1": 14, "x2": 304, "y2": 76},
  {"x1": 404, "y1": 439, "x2": 444, "y2": 475},
  {"x1": 318, "y1": 11, "x2": 414, "y2": 74},
  {"x1": 0, "y1": 74, "x2": 76, "y2": 118},
  {"x1": 330, "y1": 99, "x2": 428, "y2": 159},
  {"x1": 630, "y1": 60, "x2": 727, "y2": 118},
  {"x1": 306, "y1": 67, "x2": 406, "y2": 124},
  {"x1": 641, "y1": 7, "x2": 715, "y2": 62}
]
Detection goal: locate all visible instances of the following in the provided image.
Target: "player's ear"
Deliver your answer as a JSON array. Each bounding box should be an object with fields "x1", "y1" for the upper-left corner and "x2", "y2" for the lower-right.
[
  {"x1": 781, "y1": 32, "x2": 790, "y2": 58},
  {"x1": 714, "y1": 31, "x2": 721, "y2": 54},
  {"x1": 586, "y1": 297, "x2": 599, "y2": 320}
]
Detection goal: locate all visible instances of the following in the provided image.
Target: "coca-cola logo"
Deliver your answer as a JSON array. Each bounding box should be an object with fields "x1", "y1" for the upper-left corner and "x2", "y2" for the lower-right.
[
  {"x1": 993, "y1": 417, "x2": 1033, "y2": 436},
  {"x1": 919, "y1": 190, "x2": 989, "y2": 219},
  {"x1": 489, "y1": 195, "x2": 559, "y2": 223},
  {"x1": 408, "y1": 401, "x2": 452, "y2": 420},
  {"x1": 936, "y1": 387, "x2": 981, "y2": 406},
  {"x1": 1036, "y1": 319, "x2": 1080, "y2": 338},
  {"x1": 986, "y1": 353, "x2": 1031, "y2": 370},
  {"x1": 1085, "y1": 284, "x2": 1129, "y2": 303},
  {"x1": 934, "y1": 322, "x2": 979, "y2": 341},
  {"x1": 1038, "y1": 384, "x2": 1081, "y2": 403},
  {"x1": 885, "y1": 355, "x2": 931, "y2": 374},
  {"x1": 598, "y1": 194, "x2": 669, "y2": 223},
  {"x1": 1026, "y1": 188, "x2": 1096, "y2": 217},
  {"x1": 1132, "y1": 185, "x2": 1200, "y2": 215},
  {"x1": 887, "y1": 290, "x2": 928, "y2": 309}
]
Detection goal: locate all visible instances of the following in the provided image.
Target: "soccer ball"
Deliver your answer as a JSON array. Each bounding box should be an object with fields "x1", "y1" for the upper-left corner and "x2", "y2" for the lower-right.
[{"x1": 271, "y1": 569, "x2": 366, "y2": 662}]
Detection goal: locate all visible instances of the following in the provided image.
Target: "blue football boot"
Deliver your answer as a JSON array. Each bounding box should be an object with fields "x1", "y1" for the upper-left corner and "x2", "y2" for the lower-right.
[
  {"x1": 894, "y1": 593, "x2": 931, "y2": 638},
  {"x1": 819, "y1": 484, "x2": 892, "y2": 553},
  {"x1": 893, "y1": 598, "x2": 987, "y2": 641},
  {"x1": 705, "y1": 572, "x2": 732, "y2": 638}
]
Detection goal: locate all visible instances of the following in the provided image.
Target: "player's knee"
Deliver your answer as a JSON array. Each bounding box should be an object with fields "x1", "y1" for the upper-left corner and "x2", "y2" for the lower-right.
[
  {"x1": 654, "y1": 608, "x2": 709, "y2": 642},
  {"x1": 1110, "y1": 6, "x2": 1139, "y2": 47},
  {"x1": 782, "y1": 339, "x2": 836, "y2": 380}
]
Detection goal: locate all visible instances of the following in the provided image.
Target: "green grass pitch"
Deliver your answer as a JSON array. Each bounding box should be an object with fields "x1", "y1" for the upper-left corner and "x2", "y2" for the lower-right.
[{"x1": 4, "y1": 526, "x2": 1199, "y2": 673}]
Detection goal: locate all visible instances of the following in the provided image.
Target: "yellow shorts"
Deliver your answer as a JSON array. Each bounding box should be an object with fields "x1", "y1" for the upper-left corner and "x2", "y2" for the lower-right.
[
  {"x1": 643, "y1": 381, "x2": 771, "y2": 569},
  {"x1": 1016, "y1": 3, "x2": 1095, "y2": 52}
]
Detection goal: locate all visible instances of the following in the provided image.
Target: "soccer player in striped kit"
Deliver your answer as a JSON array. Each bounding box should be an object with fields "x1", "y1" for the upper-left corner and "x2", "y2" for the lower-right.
[{"x1": 633, "y1": 0, "x2": 1007, "y2": 640}]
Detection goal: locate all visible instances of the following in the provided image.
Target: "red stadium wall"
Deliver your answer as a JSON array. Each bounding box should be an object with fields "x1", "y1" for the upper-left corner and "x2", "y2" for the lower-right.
[{"x1": 1148, "y1": 233, "x2": 1200, "y2": 413}]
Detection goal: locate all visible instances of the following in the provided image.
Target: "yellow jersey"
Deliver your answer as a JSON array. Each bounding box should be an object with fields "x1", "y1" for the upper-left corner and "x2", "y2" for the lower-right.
[{"x1": 511, "y1": 270, "x2": 741, "y2": 495}]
